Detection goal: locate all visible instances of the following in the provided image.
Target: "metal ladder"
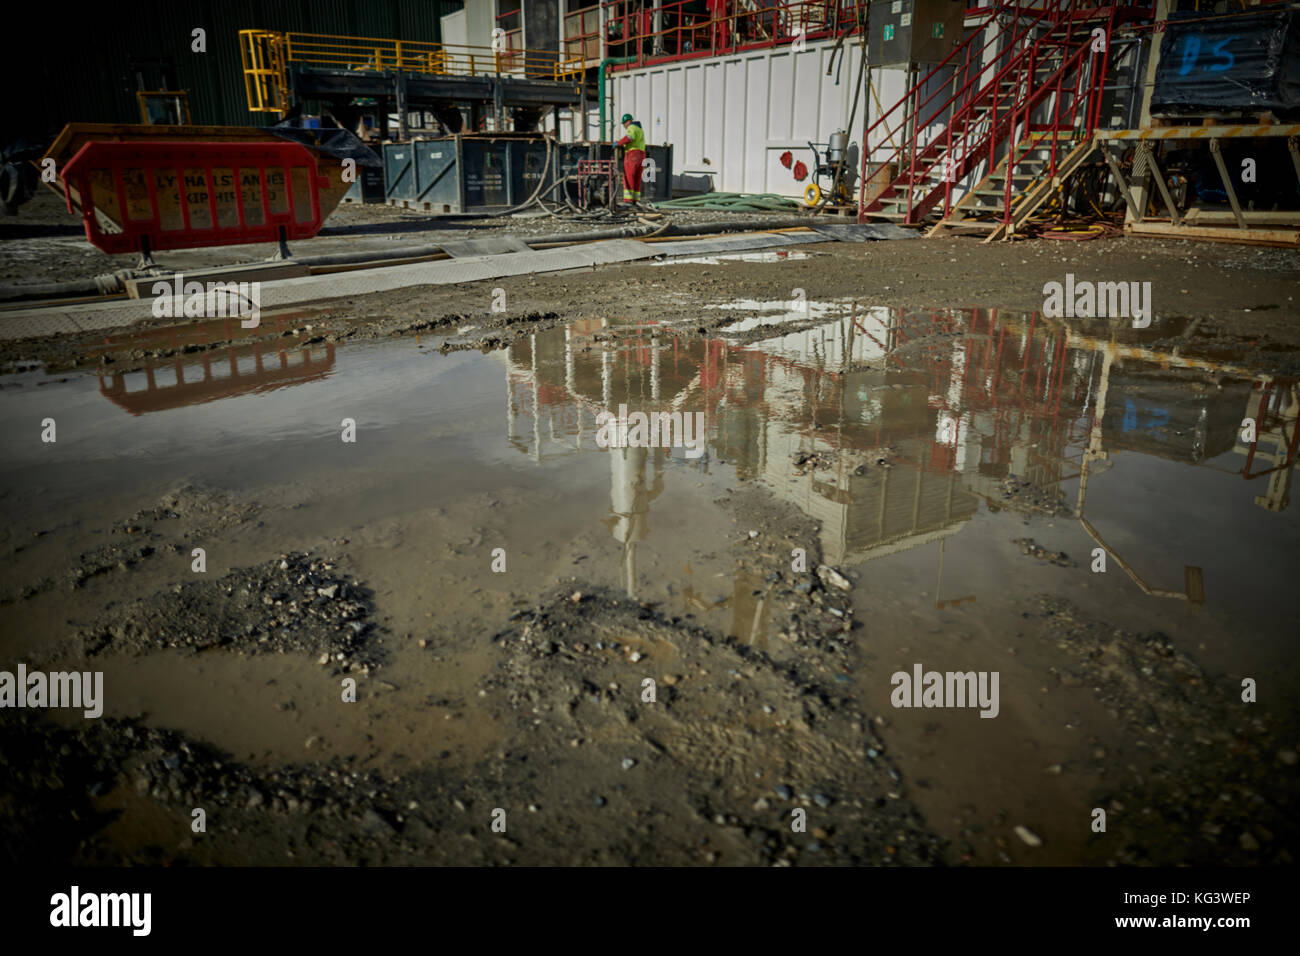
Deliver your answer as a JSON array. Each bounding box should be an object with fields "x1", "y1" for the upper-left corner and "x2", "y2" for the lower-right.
[{"x1": 858, "y1": 3, "x2": 1141, "y2": 236}]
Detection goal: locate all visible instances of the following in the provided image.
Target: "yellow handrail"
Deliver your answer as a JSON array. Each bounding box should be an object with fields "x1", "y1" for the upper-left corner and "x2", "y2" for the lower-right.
[
  {"x1": 239, "y1": 28, "x2": 582, "y2": 113},
  {"x1": 239, "y1": 30, "x2": 288, "y2": 113}
]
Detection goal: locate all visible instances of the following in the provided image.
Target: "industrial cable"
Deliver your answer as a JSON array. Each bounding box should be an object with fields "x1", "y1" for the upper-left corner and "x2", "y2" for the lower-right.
[
  {"x1": 534, "y1": 176, "x2": 642, "y2": 222},
  {"x1": 1024, "y1": 157, "x2": 1129, "y2": 236},
  {"x1": 532, "y1": 162, "x2": 658, "y2": 224},
  {"x1": 1035, "y1": 222, "x2": 1121, "y2": 240},
  {"x1": 810, "y1": 23, "x2": 870, "y2": 214},
  {"x1": 635, "y1": 216, "x2": 672, "y2": 239},
  {"x1": 465, "y1": 133, "x2": 559, "y2": 218}
]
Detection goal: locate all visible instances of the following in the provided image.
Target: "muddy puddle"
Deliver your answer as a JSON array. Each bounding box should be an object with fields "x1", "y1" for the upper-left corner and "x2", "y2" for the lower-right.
[{"x1": 2, "y1": 302, "x2": 1297, "y2": 866}]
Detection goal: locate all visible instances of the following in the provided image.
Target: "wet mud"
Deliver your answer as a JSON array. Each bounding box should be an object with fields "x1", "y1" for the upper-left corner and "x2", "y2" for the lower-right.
[{"x1": 2, "y1": 237, "x2": 1298, "y2": 867}]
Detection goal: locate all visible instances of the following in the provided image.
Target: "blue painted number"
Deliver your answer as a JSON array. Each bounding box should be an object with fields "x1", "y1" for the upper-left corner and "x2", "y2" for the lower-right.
[{"x1": 1177, "y1": 34, "x2": 1237, "y2": 75}]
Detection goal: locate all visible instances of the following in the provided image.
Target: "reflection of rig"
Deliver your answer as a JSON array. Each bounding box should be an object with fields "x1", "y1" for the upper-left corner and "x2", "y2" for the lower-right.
[
  {"x1": 1071, "y1": 335, "x2": 1294, "y2": 604},
  {"x1": 504, "y1": 318, "x2": 711, "y2": 597},
  {"x1": 502, "y1": 306, "x2": 1296, "y2": 592},
  {"x1": 1235, "y1": 379, "x2": 1300, "y2": 513},
  {"x1": 94, "y1": 311, "x2": 334, "y2": 416},
  {"x1": 504, "y1": 318, "x2": 716, "y2": 462}
]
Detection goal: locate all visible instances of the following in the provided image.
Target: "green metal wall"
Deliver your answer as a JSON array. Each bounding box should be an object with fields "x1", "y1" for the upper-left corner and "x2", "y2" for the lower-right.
[{"x1": 3, "y1": 0, "x2": 463, "y2": 143}]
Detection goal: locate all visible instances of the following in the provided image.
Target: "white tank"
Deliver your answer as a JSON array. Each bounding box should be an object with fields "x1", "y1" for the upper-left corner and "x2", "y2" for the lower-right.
[{"x1": 827, "y1": 130, "x2": 848, "y2": 164}]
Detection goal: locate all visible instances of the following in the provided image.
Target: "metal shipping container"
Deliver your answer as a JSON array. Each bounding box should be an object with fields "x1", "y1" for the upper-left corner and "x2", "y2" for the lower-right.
[
  {"x1": 383, "y1": 144, "x2": 418, "y2": 203},
  {"x1": 461, "y1": 138, "x2": 512, "y2": 209},
  {"x1": 382, "y1": 137, "x2": 675, "y2": 213},
  {"x1": 343, "y1": 163, "x2": 386, "y2": 203},
  {"x1": 383, "y1": 136, "x2": 517, "y2": 213}
]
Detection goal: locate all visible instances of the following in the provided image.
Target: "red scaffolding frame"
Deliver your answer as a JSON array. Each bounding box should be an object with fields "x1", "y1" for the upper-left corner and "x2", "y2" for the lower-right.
[{"x1": 602, "y1": 0, "x2": 871, "y2": 68}]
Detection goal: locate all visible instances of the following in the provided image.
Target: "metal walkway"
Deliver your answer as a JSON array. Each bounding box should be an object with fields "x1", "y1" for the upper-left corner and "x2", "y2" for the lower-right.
[{"x1": 240, "y1": 30, "x2": 585, "y2": 136}]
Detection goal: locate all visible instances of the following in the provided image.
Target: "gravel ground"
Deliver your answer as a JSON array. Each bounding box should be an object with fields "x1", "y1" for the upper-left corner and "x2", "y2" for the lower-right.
[{"x1": 2, "y1": 187, "x2": 1296, "y2": 868}]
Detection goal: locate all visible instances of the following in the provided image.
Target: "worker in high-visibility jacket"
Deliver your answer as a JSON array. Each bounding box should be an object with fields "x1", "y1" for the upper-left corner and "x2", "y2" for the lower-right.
[{"x1": 617, "y1": 113, "x2": 646, "y2": 205}]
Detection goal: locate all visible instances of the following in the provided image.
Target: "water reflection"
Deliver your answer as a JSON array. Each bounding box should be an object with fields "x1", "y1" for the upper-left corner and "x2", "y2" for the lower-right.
[
  {"x1": 503, "y1": 305, "x2": 1297, "y2": 604},
  {"x1": 81, "y1": 303, "x2": 1297, "y2": 617},
  {"x1": 1075, "y1": 338, "x2": 1297, "y2": 602},
  {"x1": 92, "y1": 310, "x2": 333, "y2": 415}
]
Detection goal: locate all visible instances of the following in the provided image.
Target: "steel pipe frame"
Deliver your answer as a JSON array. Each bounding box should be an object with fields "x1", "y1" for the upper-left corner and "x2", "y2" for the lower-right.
[{"x1": 1095, "y1": 126, "x2": 1300, "y2": 233}]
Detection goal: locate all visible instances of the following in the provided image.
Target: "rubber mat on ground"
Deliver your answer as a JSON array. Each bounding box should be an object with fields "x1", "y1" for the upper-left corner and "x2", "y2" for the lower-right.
[
  {"x1": 437, "y1": 237, "x2": 532, "y2": 257},
  {"x1": 807, "y1": 223, "x2": 920, "y2": 241},
  {"x1": 647, "y1": 232, "x2": 827, "y2": 257}
]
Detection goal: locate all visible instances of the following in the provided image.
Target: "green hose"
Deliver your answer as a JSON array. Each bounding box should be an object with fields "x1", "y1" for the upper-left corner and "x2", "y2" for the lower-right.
[{"x1": 599, "y1": 56, "x2": 636, "y2": 142}]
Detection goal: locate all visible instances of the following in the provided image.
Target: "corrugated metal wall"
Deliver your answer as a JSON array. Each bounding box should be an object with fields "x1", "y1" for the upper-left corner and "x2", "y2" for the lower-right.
[
  {"x1": 3, "y1": 0, "x2": 462, "y2": 143},
  {"x1": 607, "y1": 38, "x2": 974, "y2": 199},
  {"x1": 612, "y1": 40, "x2": 913, "y2": 199}
]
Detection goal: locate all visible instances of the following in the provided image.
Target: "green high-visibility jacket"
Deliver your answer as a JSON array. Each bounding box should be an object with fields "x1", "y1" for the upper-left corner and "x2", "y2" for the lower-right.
[{"x1": 618, "y1": 122, "x2": 645, "y2": 152}]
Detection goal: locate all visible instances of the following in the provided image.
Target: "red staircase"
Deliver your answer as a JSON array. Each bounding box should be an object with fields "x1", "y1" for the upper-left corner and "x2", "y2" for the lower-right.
[{"x1": 857, "y1": 2, "x2": 1151, "y2": 233}]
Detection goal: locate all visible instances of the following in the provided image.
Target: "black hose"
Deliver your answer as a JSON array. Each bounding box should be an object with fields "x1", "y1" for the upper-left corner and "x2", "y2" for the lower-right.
[
  {"x1": 0, "y1": 270, "x2": 133, "y2": 302},
  {"x1": 0, "y1": 278, "x2": 102, "y2": 302},
  {"x1": 470, "y1": 133, "x2": 559, "y2": 218},
  {"x1": 814, "y1": 26, "x2": 870, "y2": 214}
]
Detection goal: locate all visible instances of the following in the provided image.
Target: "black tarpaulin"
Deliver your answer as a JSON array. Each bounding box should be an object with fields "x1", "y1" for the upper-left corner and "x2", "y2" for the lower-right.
[
  {"x1": 270, "y1": 122, "x2": 383, "y2": 169},
  {"x1": 1151, "y1": 10, "x2": 1300, "y2": 115}
]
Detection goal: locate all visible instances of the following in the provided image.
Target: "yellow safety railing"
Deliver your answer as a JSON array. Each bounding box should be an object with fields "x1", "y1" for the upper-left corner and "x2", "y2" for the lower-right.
[
  {"x1": 239, "y1": 29, "x2": 584, "y2": 114},
  {"x1": 557, "y1": 55, "x2": 586, "y2": 77},
  {"x1": 240, "y1": 30, "x2": 289, "y2": 113}
]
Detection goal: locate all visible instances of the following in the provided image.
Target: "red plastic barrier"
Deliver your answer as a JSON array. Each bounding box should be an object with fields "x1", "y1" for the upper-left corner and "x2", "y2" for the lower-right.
[{"x1": 60, "y1": 140, "x2": 330, "y2": 254}]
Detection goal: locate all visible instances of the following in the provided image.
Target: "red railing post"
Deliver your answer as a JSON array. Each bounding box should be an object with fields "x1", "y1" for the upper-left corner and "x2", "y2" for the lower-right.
[{"x1": 943, "y1": 125, "x2": 953, "y2": 218}]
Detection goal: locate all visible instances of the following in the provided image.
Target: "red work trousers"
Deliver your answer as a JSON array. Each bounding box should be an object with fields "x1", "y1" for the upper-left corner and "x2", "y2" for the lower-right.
[{"x1": 622, "y1": 149, "x2": 645, "y2": 201}]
